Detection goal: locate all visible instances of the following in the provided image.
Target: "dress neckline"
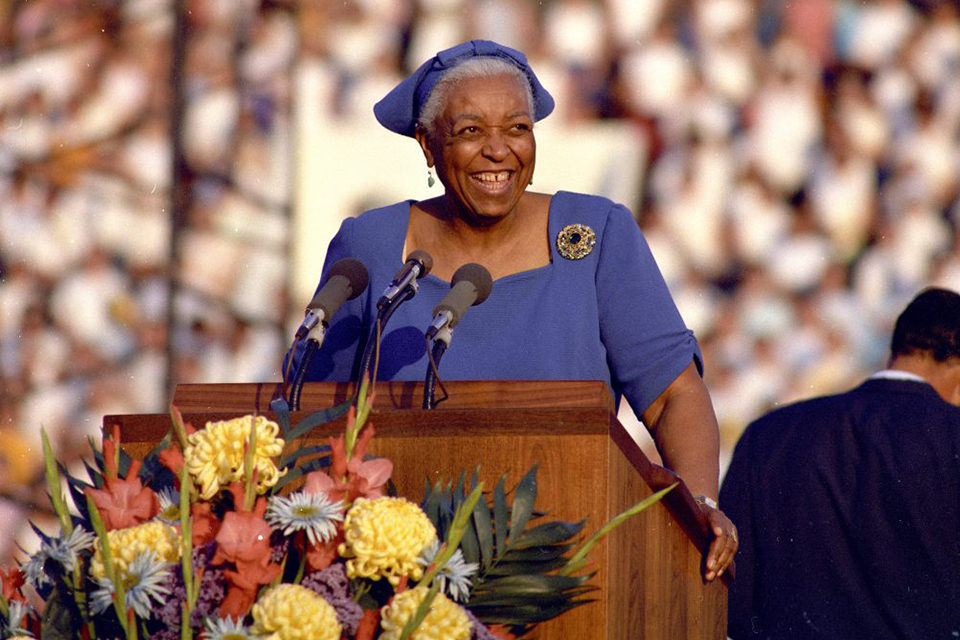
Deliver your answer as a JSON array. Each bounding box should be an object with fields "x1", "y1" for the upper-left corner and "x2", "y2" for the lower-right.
[{"x1": 401, "y1": 192, "x2": 561, "y2": 285}]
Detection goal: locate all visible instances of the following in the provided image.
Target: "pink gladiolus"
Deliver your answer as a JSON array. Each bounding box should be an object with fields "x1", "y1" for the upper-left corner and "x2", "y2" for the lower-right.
[
  {"x1": 305, "y1": 531, "x2": 344, "y2": 572},
  {"x1": 211, "y1": 498, "x2": 275, "y2": 574},
  {"x1": 190, "y1": 502, "x2": 221, "y2": 546},
  {"x1": 85, "y1": 425, "x2": 160, "y2": 530},
  {"x1": 211, "y1": 494, "x2": 282, "y2": 618},
  {"x1": 304, "y1": 424, "x2": 392, "y2": 502}
]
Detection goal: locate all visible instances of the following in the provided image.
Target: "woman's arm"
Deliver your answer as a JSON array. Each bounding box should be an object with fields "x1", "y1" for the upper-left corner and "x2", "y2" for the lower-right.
[{"x1": 642, "y1": 360, "x2": 738, "y2": 581}]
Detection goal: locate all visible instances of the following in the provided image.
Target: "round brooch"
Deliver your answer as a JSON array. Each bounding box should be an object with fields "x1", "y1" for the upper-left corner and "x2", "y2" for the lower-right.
[{"x1": 556, "y1": 223, "x2": 596, "y2": 260}]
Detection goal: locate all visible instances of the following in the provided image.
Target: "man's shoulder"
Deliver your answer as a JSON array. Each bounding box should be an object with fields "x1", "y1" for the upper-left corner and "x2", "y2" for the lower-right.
[
  {"x1": 744, "y1": 378, "x2": 959, "y2": 439},
  {"x1": 749, "y1": 389, "x2": 854, "y2": 429}
]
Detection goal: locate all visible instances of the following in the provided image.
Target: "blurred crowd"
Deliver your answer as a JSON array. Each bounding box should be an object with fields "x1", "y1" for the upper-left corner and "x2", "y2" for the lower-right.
[
  {"x1": 0, "y1": 0, "x2": 295, "y2": 563},
  {"x1": 2, "y1": 0, "x2": 960, "y2": 564}
]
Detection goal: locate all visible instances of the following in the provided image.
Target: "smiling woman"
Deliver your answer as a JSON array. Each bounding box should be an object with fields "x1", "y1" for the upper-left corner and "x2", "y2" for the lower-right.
[{"x1": 290, "y1": 39, "x2": 738, "y2": 581}]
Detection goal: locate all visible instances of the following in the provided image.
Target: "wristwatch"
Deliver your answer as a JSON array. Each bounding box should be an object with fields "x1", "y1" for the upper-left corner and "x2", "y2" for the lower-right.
[{"x1": 694, "y1": 495, "x2": 718, "y2": 510}]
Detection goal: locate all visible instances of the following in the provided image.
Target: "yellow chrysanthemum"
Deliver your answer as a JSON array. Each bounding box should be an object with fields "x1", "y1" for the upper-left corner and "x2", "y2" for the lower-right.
[
  {"x1": 183, "y1": 414, "x2": 286, "y2": 499},
  {"x1": 379, "y1": 586, "x2": 472, "y2": 640},
  {"x1": 251, "y1": 583, "x2": 341, "y2": 640},
  {"x1": 89, "y1": 521, "x2": 180, "y2": 580},
  {"x1": 339, "y1": 497, "x2": 436, "y2": 586}
]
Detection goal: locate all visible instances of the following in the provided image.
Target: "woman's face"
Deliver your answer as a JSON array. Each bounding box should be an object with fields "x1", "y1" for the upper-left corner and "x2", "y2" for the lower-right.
[{"x1": 418, "y1": 73, "x2": 536, "y2": 224}]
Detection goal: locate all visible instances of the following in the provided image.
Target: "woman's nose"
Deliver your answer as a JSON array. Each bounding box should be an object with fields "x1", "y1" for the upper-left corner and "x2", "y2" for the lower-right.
[{"x1": 481, "y1": 131, "x2": 509, "y2": 161}]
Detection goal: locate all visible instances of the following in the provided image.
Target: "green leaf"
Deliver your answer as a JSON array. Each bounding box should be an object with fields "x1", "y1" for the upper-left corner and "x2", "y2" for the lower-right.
[
  {"x1": 422, "y1": 479, "x2": 444, "y2": 529},
  {"x1": 561, "y1": 483, "x2": 676, "y2": 576},
  {"x1": 280, "y1": 444, "x2": 331, "y2": 469},
  {"x1": 41, "y1": 428, "x2": 72, "y2": 535},
  {"x1": 472, "y1": 486, "x2": 494, "y2": 571},
  {"x1": 469, "y1": 599, "x2": 594, "y2": 625},
  {"x1": 508, "y1": 465, "x2": 538, "y2": 548},
  {"x1": 398, "y1": 582, "x2": 441, "y2": 640},
  {"x1": 85, "y1": 494, "x2": 133, "y2": 640},
  {"x1": 437, "y1": 481, "x2": 454, "y2": 536},
  {"x1": 40, "y1": 581, "x2": 81, "y2": 640},
  {"x1": 467, "y1": 589, "x2": 595, "y2": 609},
  {"x1": 270, "y1": 396, "x2": 292, "y2": 439},
  {"x1": 242, "y1": 415, "x2": 258, "y2": 511},
  {"x1": 511, "y1": 520, "x2": 585, "y2": 549},
  {"x1": 490, "y1": 544, "x2": 573, "y2": 562},
  {"x1": 286, "y1": 399, "x2": 352, "y2": 442},
  {"x1": 83, "y1": 461, "x2": 104, "y2": 489},
  {"x1": 470, "y1": 573, "x2": 590, "y2": 595},
  {"x1": 179, "y1": 463, "x2": 195, "y2": 614},
  {"x1": 142, "y1": 431, "x2": 173, "y2": 469},
  {"x1": 493, "y1": 476, "x2": 508, "y2": 560},
  {"x1": 418, "y1": 483, "x2": 484, "y2": 589},
  {"x1": 458, "y1": 479, "x2": 480, "y2": 566},
  {"x1": 481, "y1": 557, "x2": 568, "y2": 576},
  {"x1": 272, "y1": 455, "x2": 332, "y2": 491}
]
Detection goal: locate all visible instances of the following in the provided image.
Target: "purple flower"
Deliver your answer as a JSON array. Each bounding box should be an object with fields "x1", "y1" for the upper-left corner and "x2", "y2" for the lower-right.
[
  {"x1": 465, "y1": 608, "x2": 506, "y2": 640},
  {"x1": 301, "y1": 564, "x2": 362, "y2": 634},
  {"x1": 148, "y1": 542, "x2": 226, "y2": 639}
]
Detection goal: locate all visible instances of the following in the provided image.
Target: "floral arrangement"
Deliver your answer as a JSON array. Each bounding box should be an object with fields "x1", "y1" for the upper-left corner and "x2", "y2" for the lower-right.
[{"x1": 0, "y1": 380, "x2": 672, "y2": 640}]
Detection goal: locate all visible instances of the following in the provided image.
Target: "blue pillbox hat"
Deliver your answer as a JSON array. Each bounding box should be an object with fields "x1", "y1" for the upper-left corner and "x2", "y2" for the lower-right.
[{"x1": 373, "y1": 39, "x2": 555, "y2": 138}]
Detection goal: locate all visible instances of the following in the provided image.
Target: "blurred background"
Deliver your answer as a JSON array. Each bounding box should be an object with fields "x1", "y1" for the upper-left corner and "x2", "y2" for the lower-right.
[{"x1": 2, "y1": 0, "x2": 959, "y2": 566}]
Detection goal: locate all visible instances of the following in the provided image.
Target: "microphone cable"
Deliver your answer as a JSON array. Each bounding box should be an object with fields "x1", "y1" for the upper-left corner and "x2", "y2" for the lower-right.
[
  {"x1": 288, "y1": 337, "x2": 321, "y2": 411},
  {"x1": 353, "y1": 283, "x2": 413, "y2": 402},
  {"x1": 422, "y1": 335, "x2": 449, "y2": 409}
]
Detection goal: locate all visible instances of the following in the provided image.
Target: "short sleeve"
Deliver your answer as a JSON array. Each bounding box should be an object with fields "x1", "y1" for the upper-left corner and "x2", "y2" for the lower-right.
[
  {"x1": 596, "y1": 203, "x2": 701, "y2": 417},
  {"x1": 286, "y1": 217, "x2": 367, "y2": 381}
]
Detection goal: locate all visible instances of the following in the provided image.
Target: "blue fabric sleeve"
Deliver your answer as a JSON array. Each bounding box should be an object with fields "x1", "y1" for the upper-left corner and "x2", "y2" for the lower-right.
[
  {"x1": 287, "y1": 217, "x2": 367, "y2": 382},
  {"x1": 596, "y1": 203, "x2": 702, "y2": 417}
]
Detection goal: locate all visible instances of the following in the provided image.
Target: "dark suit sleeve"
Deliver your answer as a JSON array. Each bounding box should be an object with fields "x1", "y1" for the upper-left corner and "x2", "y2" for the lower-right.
[{"x1": 720, "y1": 425, "x2": 762, "y2": 639}]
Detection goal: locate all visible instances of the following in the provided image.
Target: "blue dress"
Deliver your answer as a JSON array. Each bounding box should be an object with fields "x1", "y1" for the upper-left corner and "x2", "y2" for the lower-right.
[{"x1": 294, "y1": 191, "x2": 701, "y2": 417}]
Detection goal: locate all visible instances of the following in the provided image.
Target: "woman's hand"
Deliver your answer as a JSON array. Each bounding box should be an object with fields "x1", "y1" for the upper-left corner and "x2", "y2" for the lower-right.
[{"x1": 699, "y1": 500, "x2": 738, "y2": 581}]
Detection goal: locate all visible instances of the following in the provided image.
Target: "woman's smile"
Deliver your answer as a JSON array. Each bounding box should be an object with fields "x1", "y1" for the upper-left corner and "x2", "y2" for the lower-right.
[{"x1": 470, "y1": 170, "x2": 514, "y2": 195}]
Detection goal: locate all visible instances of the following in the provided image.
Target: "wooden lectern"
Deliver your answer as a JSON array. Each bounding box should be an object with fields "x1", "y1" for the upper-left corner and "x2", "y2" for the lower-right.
[{"x1": 105, "y1": 380, "x2": 728, "y2": 640}]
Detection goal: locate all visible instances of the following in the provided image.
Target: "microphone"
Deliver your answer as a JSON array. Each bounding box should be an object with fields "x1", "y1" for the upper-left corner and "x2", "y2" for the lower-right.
[
  {"x1": 426, "y1": 263, "x2": 493, "y2": 340},
  {"x1": 378, "y1": 250, "x2": 433, "y2": 309},
  {"x1": 296, "y1": 258, "x2": 369, "y2": 340}
]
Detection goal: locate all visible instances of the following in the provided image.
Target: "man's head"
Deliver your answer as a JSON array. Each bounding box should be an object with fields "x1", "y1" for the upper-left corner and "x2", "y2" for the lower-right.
[{"x1": 889, "y1": 287, "x2": 960, "y2": 405}]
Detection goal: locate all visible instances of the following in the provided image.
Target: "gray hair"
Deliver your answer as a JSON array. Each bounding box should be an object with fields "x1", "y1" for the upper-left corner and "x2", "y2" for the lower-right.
[{"x1": 417, "y1": 57, "x2": 535, "y2": 135}]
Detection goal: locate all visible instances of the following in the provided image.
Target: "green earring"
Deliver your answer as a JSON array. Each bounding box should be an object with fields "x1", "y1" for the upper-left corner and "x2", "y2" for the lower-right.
[{"x1": 428, "y1": 168, "x2": 436, "y2": 188}]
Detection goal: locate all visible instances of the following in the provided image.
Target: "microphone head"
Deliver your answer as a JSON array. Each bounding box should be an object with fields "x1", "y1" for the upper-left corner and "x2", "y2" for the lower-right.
[
  {"x1": 406, "y1": 249, "x2": 433, "y2": 279},
  {"x1": 326, "y1": 258, "x2": 369, "y2": 300},
  {"x1": 451, "y1": 263, "x2": 493, "y2": 305}
]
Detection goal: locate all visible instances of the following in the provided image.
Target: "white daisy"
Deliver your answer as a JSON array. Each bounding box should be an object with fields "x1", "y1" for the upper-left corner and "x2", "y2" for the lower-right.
[
  {"x1": 202, "y1": 615, "x2": 262, "y2": 640},
  {"x1": 23, "y1": 526, "x2": 96, "y2": 588},
  {"x1": 156, "y1": 488, "x2": 181, "y2": 524},
  {"x1": 3, "y1": 600, "x2": 32, "y2": 637},
  {"x1": 417, "y1": 539, "x2": 479, "y2": 602},
  {"x1": 265, "y1": 491, "x2": 344, "y2": 545},
  {"x1": 45, "y1": 526, "x2": 96, "y2": 572},
  {"x1": 22, "y1": 550, "x2": 51, "y2": 589},
  {"x1": 90, "y1": 550, "x2": 172, "y2": 619}
]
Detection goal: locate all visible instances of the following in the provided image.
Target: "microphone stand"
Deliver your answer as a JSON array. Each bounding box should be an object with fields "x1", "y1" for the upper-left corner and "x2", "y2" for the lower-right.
[
  {"x1": 422, "y1": 325, "x2": 452, "y2": 410},
  {"x1": 354, "y1": 284, "x2": 417, "y2": 395},
  {"x1": 287, "y1": 328, "x2": 324, "y2": 411}
]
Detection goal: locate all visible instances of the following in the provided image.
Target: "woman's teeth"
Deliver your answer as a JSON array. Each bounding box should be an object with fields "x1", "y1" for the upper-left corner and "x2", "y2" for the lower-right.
[{"x1": 474, "y1": 171, "x2": 510, "y2": 184}]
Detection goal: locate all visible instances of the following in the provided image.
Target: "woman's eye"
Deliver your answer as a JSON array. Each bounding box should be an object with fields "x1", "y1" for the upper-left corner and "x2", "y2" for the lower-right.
[{"x1": 458, "y1": 126, "x2": 479, "y2": 136}]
